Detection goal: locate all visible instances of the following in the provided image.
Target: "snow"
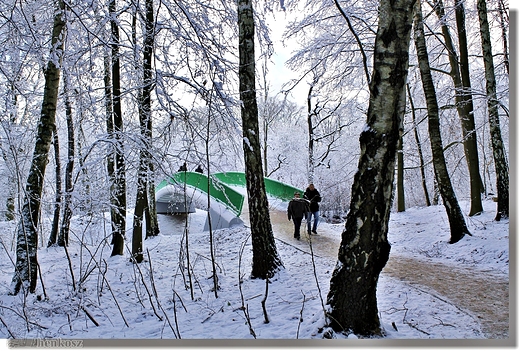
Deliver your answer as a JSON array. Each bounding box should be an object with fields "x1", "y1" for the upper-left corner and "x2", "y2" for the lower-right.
[{"x1": 0, "y1": 198, "x2": 511, "y2": 349}]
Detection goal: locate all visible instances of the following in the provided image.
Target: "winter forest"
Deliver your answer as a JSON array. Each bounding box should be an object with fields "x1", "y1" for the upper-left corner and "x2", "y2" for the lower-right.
[{"x1": 0, "y1": 0, "x2": 510, "y2": 344}]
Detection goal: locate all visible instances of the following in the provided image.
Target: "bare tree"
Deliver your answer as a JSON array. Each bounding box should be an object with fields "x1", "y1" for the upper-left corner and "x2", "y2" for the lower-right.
[
  {"x1": 10, "y1": 0, "x2": 67, "y2": 295},
  {"x1": 433, "y1": 0, "x2": 483, "y2": 216},
  {"x1": 497, "y1": 0, "x2": 509, "y2": 75},
  {"x1": 406, "y1": 83, "x2": 431, "y2": 207},
  {"x1": 326, "y1": 0, "x2": 416, "y2": 336},
  {"x1": 414, "y1": 0, "x2": 471, "y2": 244},
  {"x1": 58, "y1": 71, "x2": 75, "y2": 247},
  {"x1": 476, "y1": 0, "x2": 509, "y2": 220},
  {"x1": 48, "y1": 125, "x2": 62, "y2": 246},
  {"x1": 305, "y1": 72, "x2": 350, "y2": 183},
  {"x1": 132, "y1": 0, "x2": 157, "y2": 263},
  {"x1": 109, "y1": 0, "x2": 127, "y2": 257},
  {"x1": 238, "y1": 0, "x2": 283, "y2": 279}
]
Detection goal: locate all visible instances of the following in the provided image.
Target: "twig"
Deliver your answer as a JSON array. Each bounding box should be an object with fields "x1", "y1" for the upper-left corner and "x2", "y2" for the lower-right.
[
  {"x1": 237, "y1": 233, "x2": 256, "y2": 338},
  {"x1": 146, "y1": 249, "x2": 180, "y2": 339},
  {"x1": 245, "y1": 293, "x2": 262, "y2": 301},
  {"x1": 245, "y1": 305, "x2": 256, "y2": 339},
  {"x1": 261, "y1": 278, "x2": 269, "y2": 324},
  {"x1": 126, "y1": 245, "x2": 163, "y2": 322},
  {"x1": 37, "y1": 261, "x2": 48, "y2": 300},
  {"x1": 306, "y1": 233, "x2": 327, "y2": 323},
  {"x1": 0, "y1": 304, "x2": 48, "y2": 330},
  {"x1": 101, "y1": 259, "x2": 129, "y2": 327},
  {"x1": 201, "y1": 305, "x2": 224, "y2": 324},
  {"x1": 62, "y1": 242, "x2": 77, "y2": 292},
  {"x1": 297, "y1": 291, "x2": 306, "y2": 339},
  {"x1": 81, "y1": 306, "x2": 99, "y2": 326},
  {"x1": 0, "y1": 314, "x2": 16, "y2": 338}
]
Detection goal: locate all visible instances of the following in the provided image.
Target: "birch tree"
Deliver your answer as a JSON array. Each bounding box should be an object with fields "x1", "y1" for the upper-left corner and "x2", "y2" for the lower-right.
[
  {"x1": 476, "y1": 0, "x2": 509, "y2": 220},
  {"x1": 10, "y1": 0, "x2": 67, "y2": 295},
  {"x1": 326, "y1": 0, "x2": 416, "y2": 336}
]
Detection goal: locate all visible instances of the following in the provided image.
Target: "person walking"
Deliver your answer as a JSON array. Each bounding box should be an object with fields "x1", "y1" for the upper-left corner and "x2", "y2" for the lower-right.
[
  {"x1": 178, "y1": 162, "x2": 187, "y2": 172},
  {"x1": 287, "y1": 192, "x2": 308, "y2": 240},
  {"x1": 304, "y1": 183, "x2": 321, "y2": 234}
]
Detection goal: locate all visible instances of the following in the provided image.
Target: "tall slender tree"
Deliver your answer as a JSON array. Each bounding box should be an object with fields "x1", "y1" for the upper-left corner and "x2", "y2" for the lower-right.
[
  {"x1": 10, "y1": 0, "x2": 67, "y2": 295},
  {"x1": 406, "y1": 83, "x2": 431, "y2": 207},
  {"x1": 48, "y1": 125, "x2": 62, "y2": 246},
  {"x1": 58, "y1": 71, "x2": 75, "y2": 247},
  {"x1": 476, "y1": 0, "x2": 509, "y2": 220},
  {"x1": 237, "y1": 0, "x2": 283, "y2": 279},
  {"x1": 132, "y1": 0, "x2": 157, "y2": 263},
  {"x1": 497, "y1": 0, "x2": 509, "y2": 75},
  {"x1": 414, "y1": 0, "x2": 471, "y2": 244},
  {"x1": 109, "y1": 0, "x2": 127, "y2": 256},
  {"x1": 433, "y1": 0, "x2": 483, "y2": 216},
  {"x1": 326, "y1": 0, "x2": 416, "y2": 336}
]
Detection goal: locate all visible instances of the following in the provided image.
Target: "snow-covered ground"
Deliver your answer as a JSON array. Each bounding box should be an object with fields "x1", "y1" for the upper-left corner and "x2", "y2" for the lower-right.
[{"x1": 0, "y1": 198, "x2": 511, "y2": 349}]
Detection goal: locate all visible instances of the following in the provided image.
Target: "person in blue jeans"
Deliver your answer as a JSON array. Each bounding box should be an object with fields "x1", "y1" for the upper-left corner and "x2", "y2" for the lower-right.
[{"x1": 304, "y1": 183, "x2": 321, "y2": 235}]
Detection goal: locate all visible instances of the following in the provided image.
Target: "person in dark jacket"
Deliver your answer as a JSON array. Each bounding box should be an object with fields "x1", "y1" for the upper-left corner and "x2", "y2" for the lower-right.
[
  {"x1": 287, "y1": 192, "x2": 308, "y2": 240},
  {"x1": 304, "y1": 183, "x2": 321, "y2": 234},
  {"x1": 178, "y1": 162, "x2": 187, "y2": 172}
]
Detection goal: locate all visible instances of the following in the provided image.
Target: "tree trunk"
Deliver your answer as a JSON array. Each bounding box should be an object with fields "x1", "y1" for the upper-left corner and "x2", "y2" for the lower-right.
[
  {"x1": 4, "y1": 84, "x2": 17, "y2": 221},
  {"x1": 109, "y1": 0, "x2": 127, "y2": 256},
  {"x1": 104, "y1": 50, "x2": 117, "y2": 241},
  {"x1": 406, "y1": 83, "x2": 430, "y2": 206},
  {"x1": 131, "y1": 152, "x2": 145, "y2": 263},
  {"x1": 143, "y1": 0, "x2": 159, "y2": 239},
  {"x1": 307, "y1": 82, "x2": 316, "y2": 184},
  {"x1": 397, "y1": 131, "x2": 405, "y2": 212},
  {"x1": 497, "y1": 0, "x2": 509, "y2": 75},
  {"x1": 48, "y1": 126, "x2": 62, "y2": 246},
  {"x1": 414, "y1": 0, "x2": 471, "y2": 244},
  {"x1": 326, "y1": 0, "x2": 416, "y2": 336},
  {"x1": 146, "y1": 177, "x2": 160, "y2": 238},
  {"x1": 454, "y1": 0, "x2": 484, "y2": 216},
  {"x1": 10, "y1": 0, "x2": 66, "y2": 295},
  {"x1": 476, "y1": 0, "x2": 509, "y2": 220},
  {"x1": 58, "y1": 72, "x2": 75, "y2": 247},
  {"x1": 238, "y1": 0, "x2": 283, "y2": 279},
  {"x1": 434, "y1": 0, "x2": 483, "y2": 216}
]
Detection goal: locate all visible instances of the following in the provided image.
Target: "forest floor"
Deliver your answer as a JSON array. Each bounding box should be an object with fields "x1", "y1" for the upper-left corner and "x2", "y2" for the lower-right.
[{"x1": 266, "y1": 209, "x2": 509, "y2": 339}]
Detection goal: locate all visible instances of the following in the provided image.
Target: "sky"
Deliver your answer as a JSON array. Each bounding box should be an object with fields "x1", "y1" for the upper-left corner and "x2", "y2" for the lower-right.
[{"x1": 0, "y1": 192, "x2": 511, "y2": 349}]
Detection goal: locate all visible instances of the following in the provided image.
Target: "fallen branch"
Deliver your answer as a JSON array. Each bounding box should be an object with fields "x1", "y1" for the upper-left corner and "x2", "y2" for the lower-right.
[
  {"x1": 81, "y1": 306, "x2": 99, "y2": 326},
  {"x1": 201, "y1": 305, "x2": 224, "y2": 324}
]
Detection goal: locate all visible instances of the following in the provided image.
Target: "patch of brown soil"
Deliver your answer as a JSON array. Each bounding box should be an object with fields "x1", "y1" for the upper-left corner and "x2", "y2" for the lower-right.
[{"x1": 382, "y1": 255, "x2": 509, "y2": 339}]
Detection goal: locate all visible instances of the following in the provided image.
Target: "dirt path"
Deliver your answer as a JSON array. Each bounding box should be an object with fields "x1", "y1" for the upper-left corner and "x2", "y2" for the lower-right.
[{"x1": 262, "y1": 209, "x2": 509, "y2": 339}]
